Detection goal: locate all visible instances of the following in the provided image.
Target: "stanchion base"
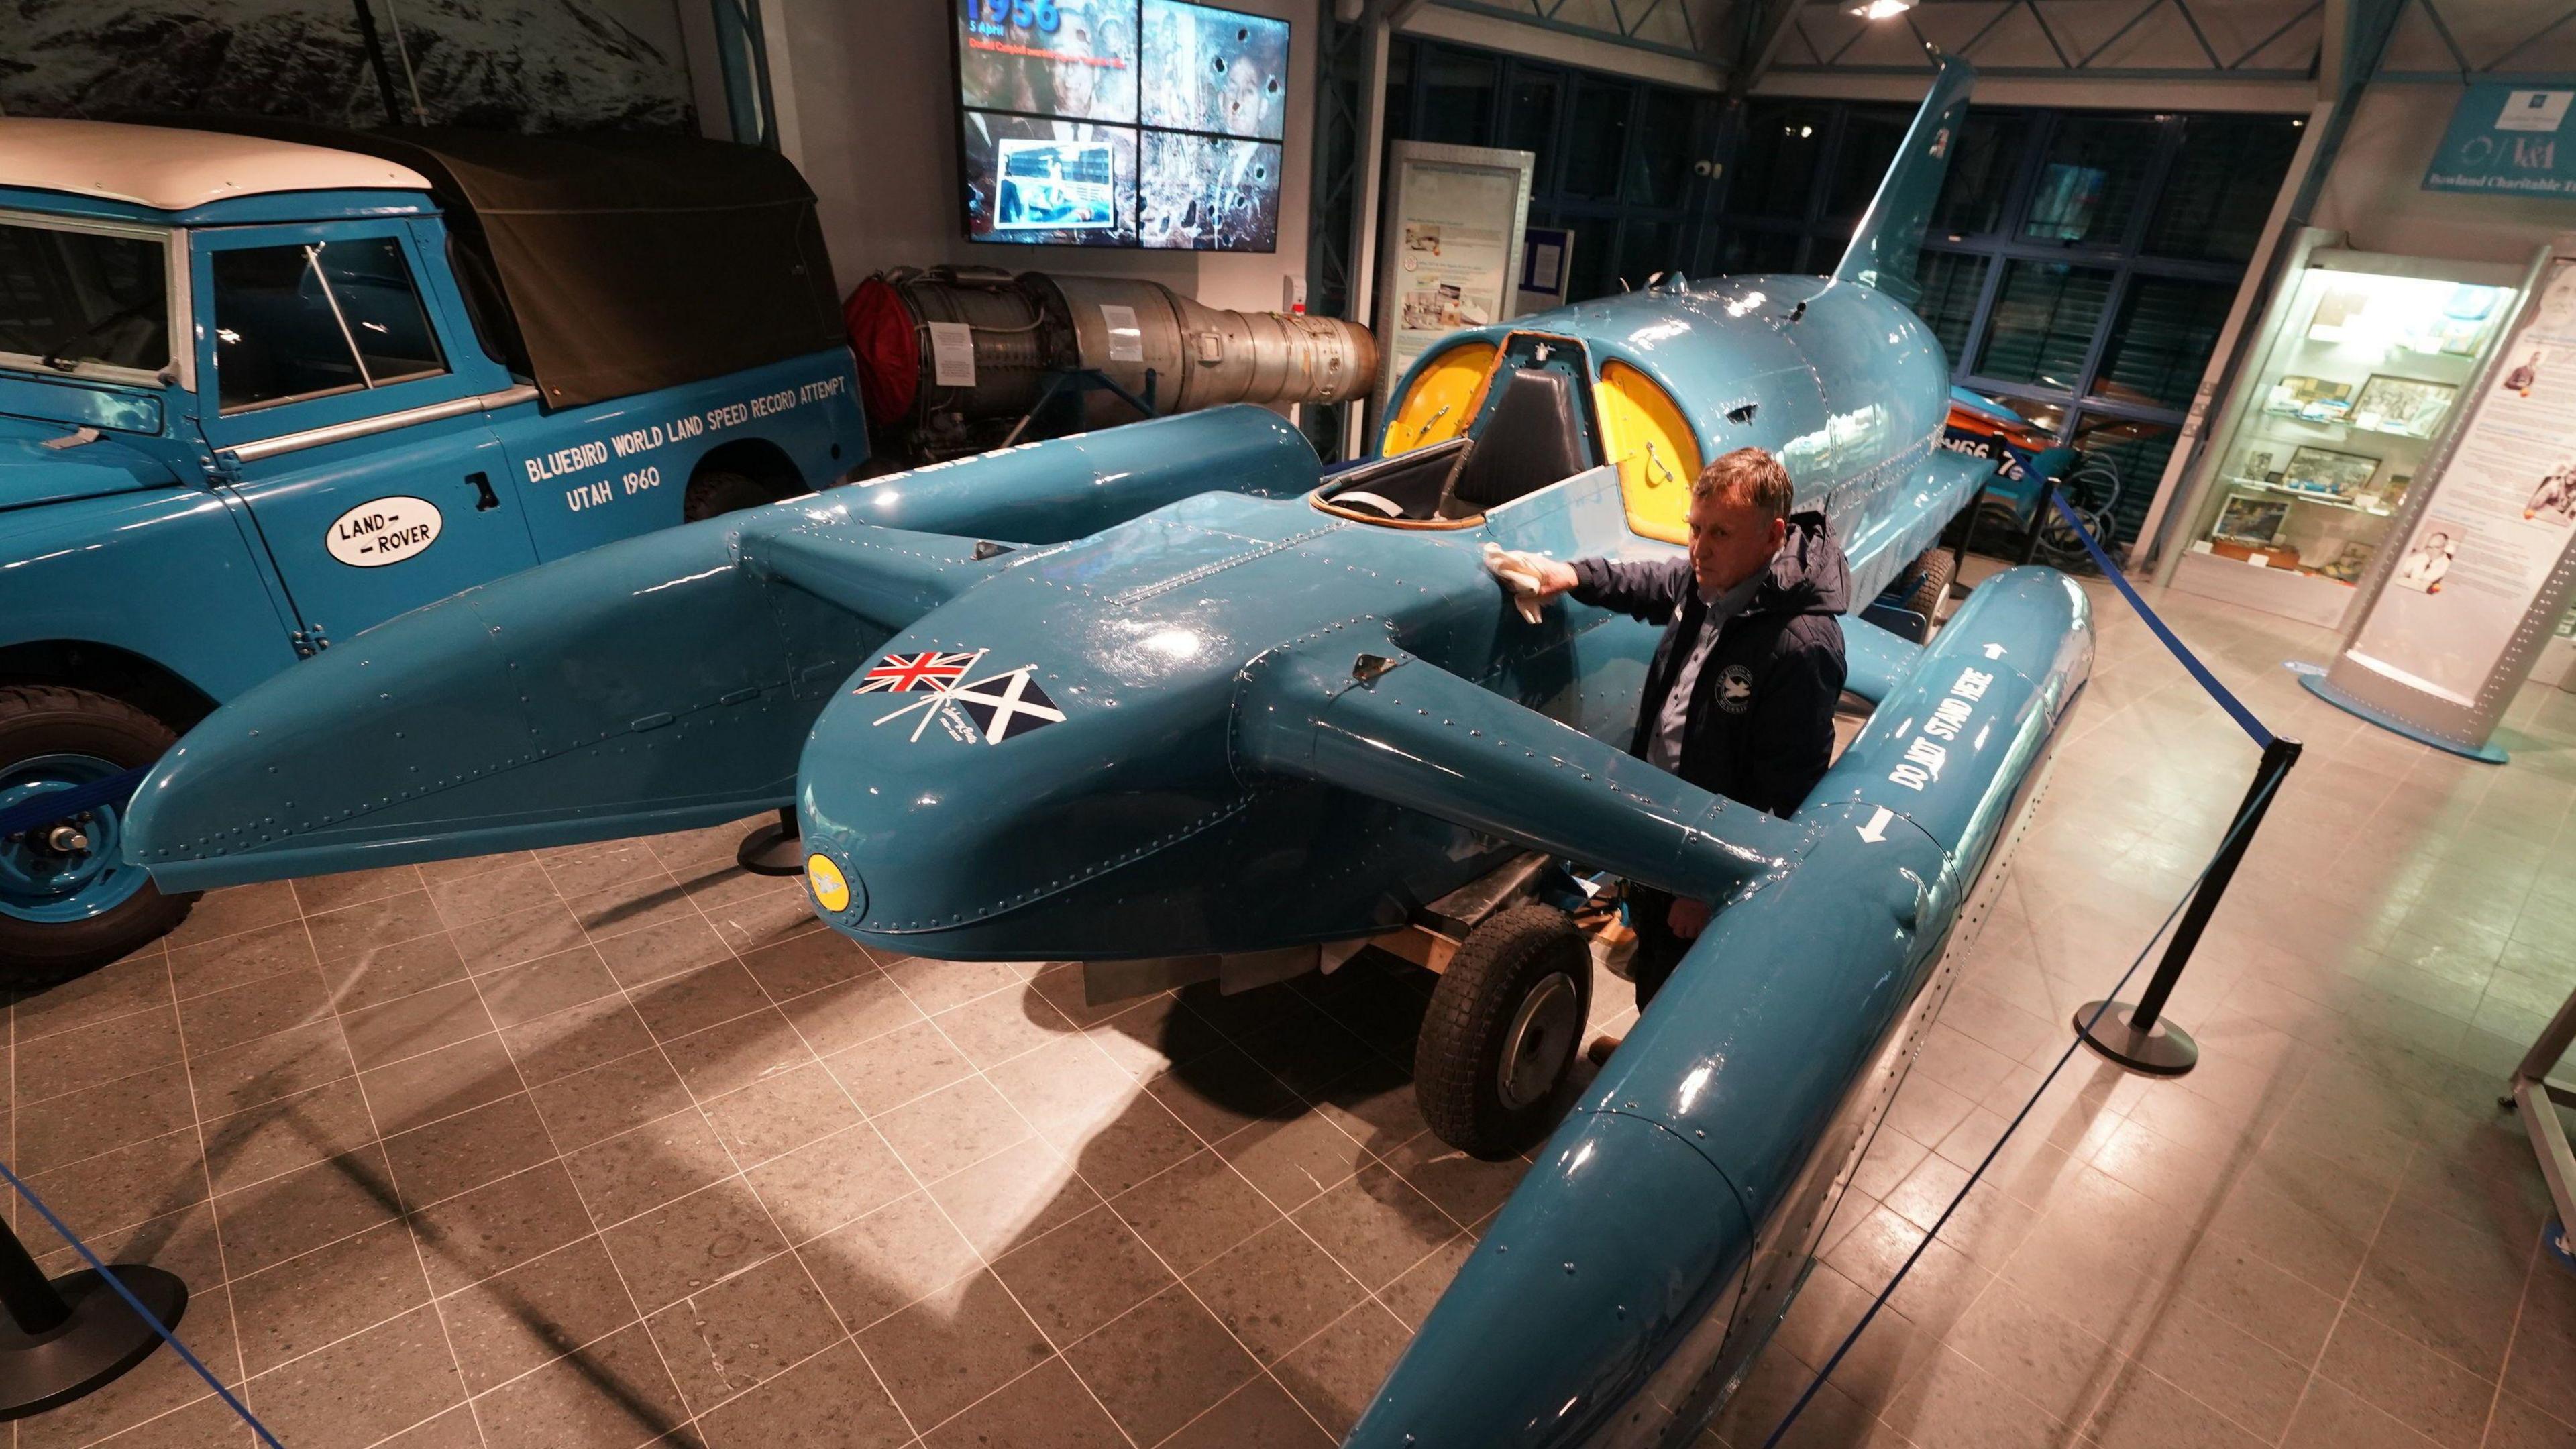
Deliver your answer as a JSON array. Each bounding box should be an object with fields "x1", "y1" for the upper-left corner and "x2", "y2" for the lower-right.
[
  {"x1": 2074, "y1": 1001, "x2": 2198, "y2": 1076},
  {"x1": 735, "y1": 813, "x2": 802, "y2": 877},
  {"x1": 0, "y1": 1265, "x2": 185, "y2": 1420}
]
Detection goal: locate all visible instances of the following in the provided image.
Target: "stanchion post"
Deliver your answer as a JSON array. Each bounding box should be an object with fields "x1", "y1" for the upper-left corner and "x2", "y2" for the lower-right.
[
  {"x1": 0, "y1": 1210, "x2": 187, "y2": 1419},
  {"x1": 0, "y1": 1225, "x2": 68, "y2": 1338},
  {"x1": 2077, "y1": 734, "x2": 2303, "y2": 1075},
  {"x1": 735, "y1": 805, "x2": 803, "y2": 877},
  {"x1": 2018, "y1": 473, "x2": 2059, "y2": 567}
]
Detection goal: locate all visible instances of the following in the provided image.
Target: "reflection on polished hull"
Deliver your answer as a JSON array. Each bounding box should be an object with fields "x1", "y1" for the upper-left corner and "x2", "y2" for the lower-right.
[{"x1": 119, "y1": 51, "x2": 2072, "y2": 1447}]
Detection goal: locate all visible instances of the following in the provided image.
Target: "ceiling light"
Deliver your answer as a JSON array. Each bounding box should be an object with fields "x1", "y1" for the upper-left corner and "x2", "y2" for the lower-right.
[{"x1": 1851, "y1": 0, "x2": 1912, "y2": 17}]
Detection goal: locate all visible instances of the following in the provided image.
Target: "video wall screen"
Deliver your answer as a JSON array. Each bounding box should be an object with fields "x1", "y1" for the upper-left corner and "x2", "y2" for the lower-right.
[{"x1": 957, "y1": 0, "x2": 1288, "y2": 252}]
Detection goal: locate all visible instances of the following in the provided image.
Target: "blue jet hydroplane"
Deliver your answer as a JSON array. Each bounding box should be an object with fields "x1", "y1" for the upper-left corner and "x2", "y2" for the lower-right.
[{"x1": 124, "y1": 54, "x2": 2093, "y2": 1446}]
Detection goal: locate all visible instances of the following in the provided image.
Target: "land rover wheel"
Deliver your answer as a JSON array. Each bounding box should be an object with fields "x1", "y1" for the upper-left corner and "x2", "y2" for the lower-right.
[
  {"x1": 0, "y1": 687, "x2": 194, "y2": 985},
  {"x1": 683, "y1": 469, "x2": 777, "y2": 521},
  {"x1": 1415, "y1": 904, "x2": 1593, "y2": 1159}
]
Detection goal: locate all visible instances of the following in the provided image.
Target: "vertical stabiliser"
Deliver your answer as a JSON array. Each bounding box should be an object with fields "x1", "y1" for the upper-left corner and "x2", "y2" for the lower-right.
[{"x1": 1832, "y1": 54, "x2": 1976, "y2": 310}]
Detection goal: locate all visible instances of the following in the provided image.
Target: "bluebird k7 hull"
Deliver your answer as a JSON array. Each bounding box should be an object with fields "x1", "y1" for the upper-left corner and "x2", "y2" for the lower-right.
[{"x1": 124, "y1": 53, "x2": 2089, "y2": 1444}]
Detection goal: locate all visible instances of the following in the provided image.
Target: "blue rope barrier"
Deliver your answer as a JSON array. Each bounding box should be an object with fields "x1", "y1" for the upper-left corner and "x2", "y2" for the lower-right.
[
  {"x1": 0, "y1": 1159, "x2": 284, "y2": 1448},
  {"x1": 1758, "y1": 767, "x2": 2286, "y2": 1449},
  {"x1": 0, "y1": 767, "x2": 150, "y2": 840},
  {"x1": 2045, "y1": 492, "x2": 2275, "y2": 749}
]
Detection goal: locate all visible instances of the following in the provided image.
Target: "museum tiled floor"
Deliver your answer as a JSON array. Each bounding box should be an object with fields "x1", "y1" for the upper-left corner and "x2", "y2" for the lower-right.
[{"x1": 8, "y1": 557, "x2": 2576, "y2": 1449}]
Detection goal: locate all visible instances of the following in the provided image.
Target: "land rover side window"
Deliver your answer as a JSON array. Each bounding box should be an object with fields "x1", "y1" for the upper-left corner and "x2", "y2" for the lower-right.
[
  {"x1": 0, "y1": 221, "x2": 169, "y2": 375},
  {"x1": 211, "y1": 237, "x2": 447, "y2": 414}
]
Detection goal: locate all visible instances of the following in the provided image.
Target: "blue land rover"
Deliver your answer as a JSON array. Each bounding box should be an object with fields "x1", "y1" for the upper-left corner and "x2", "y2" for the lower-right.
[{"x1": 0, "y1": 117, "x2": 869, "y2": 977}]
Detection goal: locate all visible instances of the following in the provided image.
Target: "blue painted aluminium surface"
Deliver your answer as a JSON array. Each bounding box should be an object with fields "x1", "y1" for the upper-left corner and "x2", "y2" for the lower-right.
[{"x1": 121, "y1": 54, "x2": 2106, "y2": 1449}]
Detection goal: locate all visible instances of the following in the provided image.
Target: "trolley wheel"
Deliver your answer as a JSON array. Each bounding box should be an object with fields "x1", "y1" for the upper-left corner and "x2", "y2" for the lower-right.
[
  {"x1": 1414, "y1": 904, "x2": 1593, "y2": 1159},
  {"x1": 1899, "y1": 547, "x2": 1956, "y2": 623}
]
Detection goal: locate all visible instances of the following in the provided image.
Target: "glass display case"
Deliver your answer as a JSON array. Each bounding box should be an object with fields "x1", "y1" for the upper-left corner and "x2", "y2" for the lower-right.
[{"x1": 2168, "y1": 243, "x2": 2525, "y2": 629}]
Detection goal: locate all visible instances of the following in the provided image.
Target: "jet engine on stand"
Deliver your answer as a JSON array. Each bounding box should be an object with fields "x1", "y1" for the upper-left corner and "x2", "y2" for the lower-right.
[{"x1": 844, "y1": 266, "x2": 1377, "y2": 464}]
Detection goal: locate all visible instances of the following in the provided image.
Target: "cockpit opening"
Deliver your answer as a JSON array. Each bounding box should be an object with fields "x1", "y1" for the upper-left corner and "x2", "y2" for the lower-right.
[{"x1": 1318, "y1": 360, "x2": 1599, "y2": 527}]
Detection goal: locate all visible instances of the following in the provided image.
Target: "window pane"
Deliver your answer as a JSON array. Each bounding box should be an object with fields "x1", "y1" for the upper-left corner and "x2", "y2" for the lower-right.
[
  {"x1": 2092, "y1": 275, "x2": 2233, "y2": 410},
  {"x1": 212, "y1": 244, "x2": 366, "y2": 413},
  {"x1": 0, "y1": 222, "x2": 167, "y2": 372},
  {"x1": 1417, "y1": 48, "x2": 1497, "y2": 145},
  {"x1": 1976, "y1": 260, "x2": 2114, "y2": 393},
  {"x1": 1563, "y1": 80, "x2": 1631, "y2": 201},
  {"x1": 1384, "y1": 38, "x2": 1414, "y2": 141},
  {"x1": 2070, "y1": 413, "x2": 2178, "y2": 544},
  {"x1": 1727, "y1": 101, "x2": 1832, "y2": 219},
  {"x1": 2021, "y1": 116, "x2": 2157, "y2": 246},
  {"x1": 313, "y1": 237, "x2": 446, "y2": 388},
  {"x1": 1505, "y1": 72, "x2": 1562, "y2": 197},
  {"x1": 2148, "y1": 115, "x2": 2301, "y2": 263},
  {"x1": 1625, "y1": 88, "x2": 1697, "y2": 209},
  {"x1": 1912, "y1": 251, "x2": 1989, "y2": 366},
  {"x1": 1564, "y1": 215, "x2": 1620, "y2": 301},
  {"x1": 1617, "y1": 219, "x2": 1682, "y2": 289},
  {"x1": 1713, "y1": 226, "x2": 1804, "y2": 275},
  {"x1": 1931, "y1": 112, "x2": 2027, "y2": 237},
  {"x1": 1826, "y1": 106, "x2": 1911, "y2": 221}
]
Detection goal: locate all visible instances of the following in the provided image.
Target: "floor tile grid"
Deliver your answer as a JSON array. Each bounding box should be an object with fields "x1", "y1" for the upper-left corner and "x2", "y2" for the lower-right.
[
  {"x1": 835, "y1": 958, "x2": 1495, "y2": 1448},
  {"x1": 1728, "y1": 574, "x2": 2576, "y2": 1449},
  {"x1": 416, "y1": 841, "x2": 924, "y2": 1449},
  {"x1": 46, "y1": 855, "x2": 537, "y2": 1448},
  {"x1": 390, "y1": 854, "x2": 687, "y2": 1449},
  {"x1": 85, "y1": 945, "x2": 253, "y2": 1448},
  {"x1": 513, "y1": 850, "x2": 924, "y2": 1448},
  {"x1": 3, "y1": 841, "x2": 852, "y2": 1448},
  {"x1": 353, "y1": 848, "x2": 1460, "y2": 1449}
]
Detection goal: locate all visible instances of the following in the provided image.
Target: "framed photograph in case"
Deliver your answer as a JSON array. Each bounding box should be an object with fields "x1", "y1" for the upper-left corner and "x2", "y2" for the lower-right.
[
  {"x1": 2280, "y1": 445, "x2": 2379, "y2": 497},
  {"x1": 2351, "y1": 374, "x2": 2459, "y2": 437},
  {"x1": 2214, "y1": 493, "x2": 2290, "y2": 545}
]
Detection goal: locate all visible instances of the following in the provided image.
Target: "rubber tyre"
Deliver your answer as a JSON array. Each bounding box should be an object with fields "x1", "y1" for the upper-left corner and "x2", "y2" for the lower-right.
[
  {"x1": 0, "y1": 686, "x2": 194, "y2": 987},
  {"x1": 682, "y1": 469, "x2": 780, "y2": 522},
  {"x1": 1415, "y1": 904, "x2": 1593, "y2": 1159},
  {"x1": 1900, "y1": 547, "x2": 1956, "y2": 624}
]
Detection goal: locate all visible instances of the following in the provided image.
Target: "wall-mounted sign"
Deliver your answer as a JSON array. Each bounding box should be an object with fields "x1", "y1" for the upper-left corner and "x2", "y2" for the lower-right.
[{"x1": 2426, "y1": 85, "x2": 2576, "y2": 196}]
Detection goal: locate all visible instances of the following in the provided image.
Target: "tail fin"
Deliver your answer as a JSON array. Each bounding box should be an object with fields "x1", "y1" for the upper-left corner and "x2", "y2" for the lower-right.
[{"x1": 1833, "y1": 52, "x2": 1976, "y2": 308}]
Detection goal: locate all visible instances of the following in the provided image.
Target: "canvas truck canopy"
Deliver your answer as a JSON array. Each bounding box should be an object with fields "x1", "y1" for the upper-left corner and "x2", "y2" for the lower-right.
[{"x1": 156, "y1": 120, "x2": 845, "y2": 409}]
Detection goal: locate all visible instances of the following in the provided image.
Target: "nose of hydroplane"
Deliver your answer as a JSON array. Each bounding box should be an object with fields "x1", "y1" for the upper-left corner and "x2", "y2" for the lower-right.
[{"x1": 788, "y1": 619, "x2": 1245, "y2": 955}]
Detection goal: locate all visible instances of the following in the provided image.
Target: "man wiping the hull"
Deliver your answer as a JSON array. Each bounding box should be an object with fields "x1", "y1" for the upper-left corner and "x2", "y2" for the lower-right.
[{"x1": 1488, "y1": 447, "x2": 1849, "y2": 1048}]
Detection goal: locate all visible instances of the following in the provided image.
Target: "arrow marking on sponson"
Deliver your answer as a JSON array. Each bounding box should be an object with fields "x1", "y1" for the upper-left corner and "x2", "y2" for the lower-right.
[{"x1": 1857, "y1": 805, "x2": 1894, "y2": 844}]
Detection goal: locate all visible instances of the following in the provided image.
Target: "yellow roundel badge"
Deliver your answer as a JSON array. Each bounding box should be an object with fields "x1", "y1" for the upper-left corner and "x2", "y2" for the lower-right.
[{"x1": 805, "y1": 853, "x2": 851, "y2": 913}]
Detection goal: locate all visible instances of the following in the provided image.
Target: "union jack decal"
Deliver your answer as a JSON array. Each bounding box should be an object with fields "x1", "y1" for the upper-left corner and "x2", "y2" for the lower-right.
[
  {"x1": 855, "y1": 651, "x2": 979, "y2": 694},
  {"x1": 864, "y1": 649, "x2": 1066, "y2": 746}
]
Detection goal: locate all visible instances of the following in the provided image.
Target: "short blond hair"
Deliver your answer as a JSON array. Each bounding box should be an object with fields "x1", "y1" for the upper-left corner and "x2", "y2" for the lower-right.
[{"x1": 1692, "y1": 447, "x2": 1794, "y2": 523}]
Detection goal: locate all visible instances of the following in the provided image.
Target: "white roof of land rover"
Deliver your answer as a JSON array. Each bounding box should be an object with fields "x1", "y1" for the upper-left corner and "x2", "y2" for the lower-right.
[{"x1": 0, "y1": 119, "x2": 432, "y2": 212}]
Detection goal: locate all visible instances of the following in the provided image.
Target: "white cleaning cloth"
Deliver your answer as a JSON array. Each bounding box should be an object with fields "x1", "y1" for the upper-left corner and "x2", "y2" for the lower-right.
[{"x1": 1481, "y1": 542, "x2": 1556, "y2": 625}]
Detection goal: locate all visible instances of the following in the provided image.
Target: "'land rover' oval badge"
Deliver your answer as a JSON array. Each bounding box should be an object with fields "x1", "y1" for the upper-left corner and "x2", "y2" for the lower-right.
[{"x1": 326, "y1": 496, "x2": 443, "y2": 568}]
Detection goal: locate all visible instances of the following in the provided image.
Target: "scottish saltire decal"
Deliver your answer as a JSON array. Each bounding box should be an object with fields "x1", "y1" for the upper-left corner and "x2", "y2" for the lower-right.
[
  {"x1": 947, "y1": 668, "x2": 1064, "y2": 743},
  {"x1": 866, "y1": 649, "x2": 1064, "y2": 745}
]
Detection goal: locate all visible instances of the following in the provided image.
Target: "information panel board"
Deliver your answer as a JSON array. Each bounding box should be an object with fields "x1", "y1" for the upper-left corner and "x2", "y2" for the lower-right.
[{"x1": 1371, "y1": 142, "x2": 1534, "y2": 422}]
